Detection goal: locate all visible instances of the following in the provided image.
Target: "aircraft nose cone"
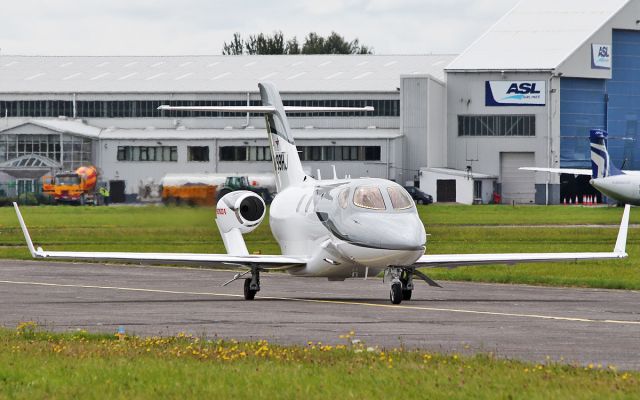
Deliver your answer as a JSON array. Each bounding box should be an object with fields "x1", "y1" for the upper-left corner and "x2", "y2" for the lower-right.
[{"x1": 343, "y1": 213, "x2": 426, "y2": 251}]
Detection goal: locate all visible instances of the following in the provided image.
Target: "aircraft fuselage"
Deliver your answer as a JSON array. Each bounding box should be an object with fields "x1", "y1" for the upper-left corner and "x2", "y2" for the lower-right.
[{"x1": 269, "y1": 178, "x2": 427, "y2": 279}]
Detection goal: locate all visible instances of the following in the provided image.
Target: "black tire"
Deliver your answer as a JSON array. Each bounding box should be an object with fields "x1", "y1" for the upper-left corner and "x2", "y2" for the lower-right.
[
  {"x1": 402, "y1": 289, "x2": 412, "y2": 301},
  {"x1": 390, "y1": 283, "x2": 403, "y2": 305},
  {"x1": 417, "y1": 199, "x2": 424, "y2": 205},
  {"x1": 244, "y1": 278, "x2": 257, "y2": 301},
  {"x1": 217, "y1": 188, "x2": 232, "y2": 201}
]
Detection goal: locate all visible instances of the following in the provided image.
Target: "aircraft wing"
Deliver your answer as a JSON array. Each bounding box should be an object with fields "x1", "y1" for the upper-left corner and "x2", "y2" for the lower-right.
[
  {"x1": 415, "y1": 204, "x2": 630, "y2": 269},
  {"x1": 520, "y1": 167, "x2": 592, "y2": 176},
  {"x1": 13, "y1": 203, "x2": 306, "y2": 270}
]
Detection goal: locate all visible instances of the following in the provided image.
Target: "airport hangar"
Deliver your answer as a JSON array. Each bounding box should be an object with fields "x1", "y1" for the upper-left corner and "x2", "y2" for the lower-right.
[
  {"x1": 0, "y1": 55, "x2": 452, "y2": 203},
  {"x1": 0, "y1": 1, "x2": 639, "y2": 205}
]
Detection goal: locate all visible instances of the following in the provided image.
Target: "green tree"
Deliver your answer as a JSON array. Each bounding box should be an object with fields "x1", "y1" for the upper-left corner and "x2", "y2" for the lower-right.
[
  {"x1": 222, "y1": 31, "x2": 373, "y2": 55},
  {"x1": 222, "y1": 33, "x2": 244, "y2": 55}
]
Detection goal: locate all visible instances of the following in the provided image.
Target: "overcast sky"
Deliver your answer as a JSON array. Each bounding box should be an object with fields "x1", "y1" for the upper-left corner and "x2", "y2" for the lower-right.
[{"x1": 0, "y1": 0, "x2": 520, "y2": 56}]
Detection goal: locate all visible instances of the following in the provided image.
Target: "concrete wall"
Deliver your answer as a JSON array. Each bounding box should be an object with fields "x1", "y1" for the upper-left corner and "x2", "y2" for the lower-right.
[
  {"x1": 400, "y1": 75, "x2": 447, "y2": 185},
  {"x1": 446, "y1": 71, "x2": 561, "y2": 204},
  {"x1": 419, "y1": 169, "x2": 495, "y2": 205},
  {"x1": 98, "y1": 137, "x2": 402, "y2": 195}
]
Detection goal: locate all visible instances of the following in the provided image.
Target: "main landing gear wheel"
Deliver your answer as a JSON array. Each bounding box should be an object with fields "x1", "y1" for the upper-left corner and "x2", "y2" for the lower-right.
[
  {"x1": 390, "y1": 282, "x2": 403, "y2": 305},
  {"x1": 242, "y1": 267, "x2": 261, "y2": 301},
  {"x1": 244, "y1": 278, "x2": 257, "y2": 300}
]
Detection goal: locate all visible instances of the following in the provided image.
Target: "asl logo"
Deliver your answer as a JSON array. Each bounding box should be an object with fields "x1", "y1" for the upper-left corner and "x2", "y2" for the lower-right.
[
  {"x1": 486, "y1": 81, "x2": 546, "y2": 106},
  {"x1": 275, "y1": 152, "x2": 288, "y2": 171},
  {"x1": 216, "y1": 208, "x2": 227, "y2": 216},
  {"x1": 592, "y1": 44, "x2": 612, "y2": 70},
  {"x1": 598, "y1": 46, "x2": 609, "y2": 59},
  {"x1": 506, "y1": 83, "x2": 541, "y2": 95}
]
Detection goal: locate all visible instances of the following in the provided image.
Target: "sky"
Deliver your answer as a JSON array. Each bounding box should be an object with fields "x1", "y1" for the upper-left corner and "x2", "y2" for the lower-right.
[{"x1": 0, "y1": 0, "x2": 521, "y2": 56}]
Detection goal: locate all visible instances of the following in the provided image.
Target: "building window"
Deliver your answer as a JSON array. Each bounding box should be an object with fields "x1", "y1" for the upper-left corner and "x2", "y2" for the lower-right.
[
  {"x1": 364, "y1": 146, "x2": 381, "y2": 161},
  {"x1": 298, "y1": 146, "x2": 381, "y2": 162},
  {"x1": 0, "y1": 99, "x2": 400, "y2": 118},
  {"x1": 458, "y1": 115, "x2": 535, "y2": 137},
  {"x1": 188, "y1": 146, "x2": 210, "y2": 162},
  {"x1": 117, "y1": 146, "x2": 177, "y2": 162},
  {"x1": 219, "y1": 146, "x2": 247, "y2": 161}
]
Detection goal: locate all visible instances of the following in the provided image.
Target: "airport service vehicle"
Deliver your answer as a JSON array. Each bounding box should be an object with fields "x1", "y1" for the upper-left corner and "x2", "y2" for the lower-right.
[
  {"x1": 51, "y1": 166, "x2": 98, "y2": 205},
  {"x1": 404, "y1": 186, "x2": 433, "y2": 205},
  {"x1": 217, "y1": 176, "x2": 273, "y2": 203},
  {"x1": 523, "y1": 129, "x2": 640, "y2": 205},
  {"x1": 14, "y1": 83, "x2": 631, "y2": 304}
]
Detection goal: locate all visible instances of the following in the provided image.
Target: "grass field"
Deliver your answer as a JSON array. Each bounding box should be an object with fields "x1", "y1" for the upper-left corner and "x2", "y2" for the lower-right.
[
  {"x1": 1, "y1": 323, "x2": 638, "y2": 399},
  {"x1": 0, "y1": 204, "x2": 638, "y2": 289}
]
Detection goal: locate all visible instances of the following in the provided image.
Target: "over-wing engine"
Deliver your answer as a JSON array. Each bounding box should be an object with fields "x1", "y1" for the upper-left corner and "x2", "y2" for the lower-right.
[{"x1": 216, "y1": 191, "x2": 266, "y2": 254}]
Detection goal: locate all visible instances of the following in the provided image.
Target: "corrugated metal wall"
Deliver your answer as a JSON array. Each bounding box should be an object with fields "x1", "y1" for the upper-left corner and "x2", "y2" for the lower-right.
[
  {"x1": 560, "y1": 30, "x2": 640, "y2": 170},
  {"x1": 607, "y1": 30, "x2": 640, "y2": 170},
  {"x1": 559, "y1": 78, "x2": 606, "y2": 169}
]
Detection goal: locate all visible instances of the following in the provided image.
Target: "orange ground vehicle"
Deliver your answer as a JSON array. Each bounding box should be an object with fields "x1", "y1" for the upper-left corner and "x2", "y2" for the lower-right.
[
  {"x1": 51, "y1": 166, "x2": 98, "y2": 205},
  {"x1": 41, "y1": 175, "x2": 55, "y2": 196},
  {"x1": 161, "y1": 184, "x2": 217, "y2": 206}
]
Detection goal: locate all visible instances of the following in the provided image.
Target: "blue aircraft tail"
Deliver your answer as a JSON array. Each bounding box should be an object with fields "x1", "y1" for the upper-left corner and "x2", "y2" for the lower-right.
[{"x1": 590, "y1": 129, "x2": 623, "y2": 179}]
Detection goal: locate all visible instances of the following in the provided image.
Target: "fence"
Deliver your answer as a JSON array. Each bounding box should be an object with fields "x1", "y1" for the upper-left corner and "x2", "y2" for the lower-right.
[{"x1": 0, "y1": 182, "x2": 55, "y2": 205}]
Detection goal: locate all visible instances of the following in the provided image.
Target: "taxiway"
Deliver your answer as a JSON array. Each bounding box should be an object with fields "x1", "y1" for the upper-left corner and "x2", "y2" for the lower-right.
[{"x1": 0, "y1": 260, "x2": 638, "y2": 369}]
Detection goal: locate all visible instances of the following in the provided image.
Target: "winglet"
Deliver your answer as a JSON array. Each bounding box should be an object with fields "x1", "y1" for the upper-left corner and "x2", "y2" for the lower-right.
[
  {"x1": 13, "y1": 202, "x2": 39, "y2": 258},
  {"x1": 614, "y1": 204, "x2": 631, "y2": 256}
]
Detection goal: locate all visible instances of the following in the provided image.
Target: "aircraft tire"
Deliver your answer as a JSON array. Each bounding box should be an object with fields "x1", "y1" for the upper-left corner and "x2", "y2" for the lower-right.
[
  {"x1": 402, "y1": 289, "x2": 412, "y2": 301},
  {"x1": 390, "y1": 283, "x2": 403, "y2": 305},
  {"x1": 244, "y1": 278, "x2": 257, "y2": 300}
]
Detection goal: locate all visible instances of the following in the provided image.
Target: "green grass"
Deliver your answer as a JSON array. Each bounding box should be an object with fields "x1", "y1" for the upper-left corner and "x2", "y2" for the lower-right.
[
  {"x1": 0, "y1": 204, "x2": 639, "y2": 289},
  {"x1": 1, "y1": 324, "x2": 638, "y2": 399}
]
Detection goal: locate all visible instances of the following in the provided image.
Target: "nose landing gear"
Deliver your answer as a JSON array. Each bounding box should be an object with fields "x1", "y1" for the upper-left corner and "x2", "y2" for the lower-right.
[
  {"x1": 386, "y1": 267, "x2": 442, "y2": 304},
  {"x1": 387, "y1": 267, "x2": 411, "y2": 305}
]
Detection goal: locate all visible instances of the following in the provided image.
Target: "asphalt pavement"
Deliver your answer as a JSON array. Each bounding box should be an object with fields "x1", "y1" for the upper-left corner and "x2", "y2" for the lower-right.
[{"x1": 1, "y1": 260, "x2": 639, "y2": 369}]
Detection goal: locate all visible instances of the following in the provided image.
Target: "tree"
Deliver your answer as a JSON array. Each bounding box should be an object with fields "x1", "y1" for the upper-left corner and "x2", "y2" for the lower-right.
[
  {"x1": 222, "y1": 33, "x2": 244, "y2": 55},
  {"x1": 222, "y1": 31, "x2": 373, "y2": 55}
]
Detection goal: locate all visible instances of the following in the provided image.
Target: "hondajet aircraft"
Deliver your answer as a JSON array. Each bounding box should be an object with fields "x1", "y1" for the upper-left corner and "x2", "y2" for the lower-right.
[{"x1": 14, "y1": 83, "x2": 631, "y2": 304}]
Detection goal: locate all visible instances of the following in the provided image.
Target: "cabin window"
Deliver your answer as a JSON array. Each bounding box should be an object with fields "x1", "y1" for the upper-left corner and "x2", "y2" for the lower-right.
[
  {"x1": 338, "y1": 189, "x2": 350, "y2": 209},
  {"x1": 353, "y1": 186, "x2": 386, "y2": 210}
]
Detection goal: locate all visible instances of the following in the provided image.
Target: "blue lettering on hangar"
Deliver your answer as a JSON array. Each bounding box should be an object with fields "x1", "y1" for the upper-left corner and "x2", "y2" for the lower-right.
[{"x1": 560, "y1": 30, "x2": 640, "y2": 170}]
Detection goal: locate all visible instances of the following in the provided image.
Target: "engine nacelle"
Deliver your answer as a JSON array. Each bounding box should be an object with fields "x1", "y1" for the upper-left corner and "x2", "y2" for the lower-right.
[{"x1": 216, "y1": 191, "x2": 266, "y2": 254}]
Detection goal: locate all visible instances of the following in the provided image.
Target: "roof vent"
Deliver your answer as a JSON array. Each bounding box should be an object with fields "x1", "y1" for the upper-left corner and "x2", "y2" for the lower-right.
[
  {"x1": 304, "y1": 125, "x2": 314, "y2": 130},
  {"x1": 224, "y1": 126, "x2": 233, "y2": 131},
  {"x1": 176, "y1": 125, "x2": 187, "y2": 131}
]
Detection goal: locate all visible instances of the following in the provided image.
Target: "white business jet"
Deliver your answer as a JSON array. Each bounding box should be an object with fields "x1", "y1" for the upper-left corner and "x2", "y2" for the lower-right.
[
  {"x1": 14, "y1": 84, "x2": 631, "y2": 304},
  {"x1": 522, "y1": 129, "x2": 640, "y2": 205}
]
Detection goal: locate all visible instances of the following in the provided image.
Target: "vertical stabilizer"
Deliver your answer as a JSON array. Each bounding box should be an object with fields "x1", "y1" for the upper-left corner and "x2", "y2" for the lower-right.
[
  {"x1": 590, "y1": 129, "x2": 623, "y2": 179},
  {"x1": 259, "y1": 82, "x2": 307, "y2": 192}
]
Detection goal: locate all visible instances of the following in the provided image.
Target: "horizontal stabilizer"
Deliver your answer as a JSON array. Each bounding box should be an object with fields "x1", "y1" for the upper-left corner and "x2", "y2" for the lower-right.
[{"x1": 157, "y1": 105, "x2": 374, "y2": 113}]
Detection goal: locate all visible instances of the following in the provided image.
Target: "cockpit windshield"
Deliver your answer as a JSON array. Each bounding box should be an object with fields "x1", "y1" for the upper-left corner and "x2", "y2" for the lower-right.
[
  {"x1": 387, "y1": 187, "x2": 414, "y2": 210},
  {"x1": 353, "y1": 186, "x2": 386, "y2": 210}
]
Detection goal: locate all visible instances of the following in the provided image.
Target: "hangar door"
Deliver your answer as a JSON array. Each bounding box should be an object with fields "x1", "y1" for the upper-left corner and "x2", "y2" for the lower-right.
[{"x1": 500, "y1": 152, "x2": 535, "y2": 204}]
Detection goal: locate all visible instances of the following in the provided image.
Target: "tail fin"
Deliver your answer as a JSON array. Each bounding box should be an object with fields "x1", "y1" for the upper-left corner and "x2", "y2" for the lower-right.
[
  {"x1": 590, "y1": 129, "x2": 623, "y2": 179},
  {"x1": 259, "y1": 82, "x2": 308, "y2": 192}
]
